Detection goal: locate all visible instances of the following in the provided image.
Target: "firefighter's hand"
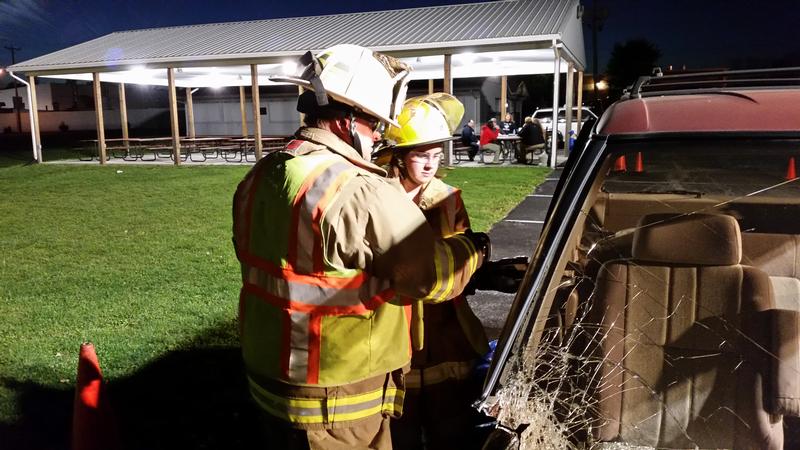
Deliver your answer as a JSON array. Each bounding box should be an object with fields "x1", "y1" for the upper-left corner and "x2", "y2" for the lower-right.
[
  {"x1": 464, "y1": 229, "x2": 491, "y2": 261},
  {"x1": 465, "y1": 256, "x2": 529, "y2": 295}
]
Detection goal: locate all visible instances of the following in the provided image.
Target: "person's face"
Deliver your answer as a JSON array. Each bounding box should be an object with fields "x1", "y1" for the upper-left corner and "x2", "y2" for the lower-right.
[
  {"x1": 403, "y1": 143, "x2": 443, "y2": 186},
  {"x1": 505, "y1": 114, "x2": 512, "y2": 122},
  {"x1": 352, "y1": 115, "x2": 381, "y2": 154},
  {"x1": 468, "y1": 120, "x2": 475, "y2": 128}
]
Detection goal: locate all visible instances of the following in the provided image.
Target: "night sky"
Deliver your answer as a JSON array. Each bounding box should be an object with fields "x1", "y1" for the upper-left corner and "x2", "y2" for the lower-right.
[{"x1": 1, "y1": 0, "x2": 799, "y2": 74}]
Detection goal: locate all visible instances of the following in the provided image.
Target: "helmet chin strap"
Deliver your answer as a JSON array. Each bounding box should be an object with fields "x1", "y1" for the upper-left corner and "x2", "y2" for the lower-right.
[{"x1": 348, "y1": 111, "x2": 366, "y2": 158}]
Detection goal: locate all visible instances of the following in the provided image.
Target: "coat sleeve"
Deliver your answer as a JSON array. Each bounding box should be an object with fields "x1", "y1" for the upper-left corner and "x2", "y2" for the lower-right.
[
  {"x1": 328, "y1": 176, "x2": 482, "y2": 303},
  {"x1": 452, "y1": 189, "x2": 471, "y2": 234}
]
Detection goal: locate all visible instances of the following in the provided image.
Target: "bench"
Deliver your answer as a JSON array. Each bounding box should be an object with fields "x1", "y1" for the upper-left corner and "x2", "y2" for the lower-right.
[{"x1": 453, "y1": 144, "x2": 473, "y2": 164}]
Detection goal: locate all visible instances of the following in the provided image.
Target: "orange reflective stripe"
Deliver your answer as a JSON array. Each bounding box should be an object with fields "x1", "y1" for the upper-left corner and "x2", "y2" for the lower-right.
[
  {"x1": 243, "y1": 281, "x2": 396, "y2": 384},
  {"x1": 307, "y1": 314, "x2": 323, "y2": 384},
  {"x1": 234, "y1": 160, "x2": 270, "y2": 251},
  {"x1": 242, "y1": 282, "x2": 394, "y2": 315},
  {"x1": 238, "y1": 250, "x2": 366, "y2": 290}
]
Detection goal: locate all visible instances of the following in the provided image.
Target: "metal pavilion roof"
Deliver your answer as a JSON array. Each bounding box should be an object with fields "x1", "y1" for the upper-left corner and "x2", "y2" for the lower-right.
[{"x1": 9, "y1": 0, "x2": 586, "y2": 76}]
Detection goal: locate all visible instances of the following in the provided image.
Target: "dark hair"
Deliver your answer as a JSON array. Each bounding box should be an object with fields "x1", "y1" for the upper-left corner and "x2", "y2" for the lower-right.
[
  {"x1": 485, "y1": 119, "x2": 495, "y2": 129},
  {"x1": 298, "y1": 90, "x2": 353, "y2": 126}
]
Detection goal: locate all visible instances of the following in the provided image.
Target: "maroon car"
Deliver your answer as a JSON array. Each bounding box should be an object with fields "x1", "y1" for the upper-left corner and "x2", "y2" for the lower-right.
[{"x1": 479, "y1": 68, "x2": 800, "y2": 449}]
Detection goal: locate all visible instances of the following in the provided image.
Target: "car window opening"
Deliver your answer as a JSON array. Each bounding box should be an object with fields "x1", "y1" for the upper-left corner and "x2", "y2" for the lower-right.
[{"x1": 490, "y1": 139, "x2": 800, "y2": 448}]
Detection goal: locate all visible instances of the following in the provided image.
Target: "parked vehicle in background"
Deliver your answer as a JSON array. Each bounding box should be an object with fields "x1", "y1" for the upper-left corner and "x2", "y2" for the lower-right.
[
  {"x1": 531, "y1": 106, "x2": 598, "y2": 149},
  {"x1": 478, "y1": 68, "x2": 800, "y2": 449}
]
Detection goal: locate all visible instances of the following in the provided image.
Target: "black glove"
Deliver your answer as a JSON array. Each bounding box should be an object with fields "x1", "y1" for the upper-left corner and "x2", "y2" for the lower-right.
[
  {"x1": 464, "y1": 228, "x2": 491, "y2": 261},
  {"x1": 465, "y1": 256, "x2": 529, "y2": 295}
]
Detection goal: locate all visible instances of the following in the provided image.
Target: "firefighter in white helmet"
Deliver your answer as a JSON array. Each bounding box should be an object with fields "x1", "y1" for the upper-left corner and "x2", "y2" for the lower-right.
[
  {"x1": 232, "y1": 45, "x2": 490, "y2": 449},
  {"x1": 380, "y1": 93, "x2": 490, "y2": 450}
]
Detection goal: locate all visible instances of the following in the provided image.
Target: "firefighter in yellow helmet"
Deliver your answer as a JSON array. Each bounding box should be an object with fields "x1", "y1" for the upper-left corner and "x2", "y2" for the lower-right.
[
  {"x1": 232, "y1": 45, "x2": 490, "y2": 449},
  {"x1": 382, "y1": 93, "x2": 491, "y2": 450}
]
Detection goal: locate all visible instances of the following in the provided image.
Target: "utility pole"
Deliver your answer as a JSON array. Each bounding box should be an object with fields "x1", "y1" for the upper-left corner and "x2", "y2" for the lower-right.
[
  {"x1": 4, "y1": 45, "x2": 22, "y2": 133},
  {"x1": 584, "y1": 2, "x2": 607, "y2": 108}
]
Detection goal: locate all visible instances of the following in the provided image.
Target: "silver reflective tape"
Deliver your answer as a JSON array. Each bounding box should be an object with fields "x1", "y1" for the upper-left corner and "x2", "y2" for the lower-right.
[{"x1": 287, "y1": 311, "x2": 310, "y2": 382}]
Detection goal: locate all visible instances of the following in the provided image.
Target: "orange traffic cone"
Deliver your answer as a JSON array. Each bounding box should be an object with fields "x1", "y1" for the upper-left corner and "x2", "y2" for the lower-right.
[
  {"x1": 613, "y1": 155, "x2": 627, "y2": 172},
  {"x1": 72, "y1": 342, "x2": 119, "y2": 450},
  {"x1": 786, "y1": 157, "x2": 797, "y2": 180},
  {"x1": 634, "y1": 152, "x2": 645, "y2": 173}
]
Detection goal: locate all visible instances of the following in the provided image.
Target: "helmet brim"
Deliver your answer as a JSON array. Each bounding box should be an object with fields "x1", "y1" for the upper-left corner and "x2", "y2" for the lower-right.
[
  {"x1": 387, "y1": 135, "x2": 459, "y2": 149},
  {"x1": 270, "y1": 75, "x2": 400, "y2": 127}
]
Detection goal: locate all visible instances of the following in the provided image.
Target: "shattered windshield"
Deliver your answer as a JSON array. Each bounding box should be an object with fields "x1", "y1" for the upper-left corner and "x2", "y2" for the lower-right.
[{"x1": 488, "y1": 138, "x2": 800, "y2": 449}]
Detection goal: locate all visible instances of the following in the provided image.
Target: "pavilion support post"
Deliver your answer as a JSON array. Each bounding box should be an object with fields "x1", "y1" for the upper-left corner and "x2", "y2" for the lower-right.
[
  {"x1": 443, "y1": 54, "x2": 453, "y2": 166},
  {"x1": 167, "y1": 68, "x2": 181, "y2": 165},
  {"x1": 250, "y1": 64, "x2": 263, "y2": 160},
  {"x1": 298, "y1": 86, "x2": 305, "y2": 126},
  {"x1": 428, "y1": 79, "x2": 434, "y2": 95},
  {"x1": 239, "y1": 86, "x2": 248, "y2": 137},
  {"x1": 576, "y1": 71, "x2": 584, "y2": 135},
  {"x1": 119, "y1": 83, "x2": 130, "y2": 153},
  {"x1": 92, "y1": 73, "x2": 107, "y2": 165},
  {"x1": 550, "y1": 44, "x2": 561, "y2": 169},
  {"x1": 500, "y1": 75, "x2": 507, "y2": 119},
  {"x1": 28, "y1": 75, "x2": 42, "y2": 163},
  {"x1": 185, "y1": 87, "x2": 195, "y2": 138},
  {"x1": 564, "y1": 63, "x2": 575, "y2": 157}
]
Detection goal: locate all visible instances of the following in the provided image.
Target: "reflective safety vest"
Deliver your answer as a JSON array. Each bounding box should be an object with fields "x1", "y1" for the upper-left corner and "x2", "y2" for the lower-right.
[{"x1": 233, "y1": 143, "x2": 413, "y2": 390}]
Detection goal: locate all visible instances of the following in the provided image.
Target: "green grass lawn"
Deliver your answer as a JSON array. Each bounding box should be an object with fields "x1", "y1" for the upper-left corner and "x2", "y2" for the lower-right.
[{"x1": 0, "y1": 158, "x2": 548, "y2": 449}]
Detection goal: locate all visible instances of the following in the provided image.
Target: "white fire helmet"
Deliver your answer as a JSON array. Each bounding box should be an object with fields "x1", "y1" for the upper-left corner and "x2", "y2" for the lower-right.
[{"x1": 271, "y1": 44, "x2": 412, "y2": 127}]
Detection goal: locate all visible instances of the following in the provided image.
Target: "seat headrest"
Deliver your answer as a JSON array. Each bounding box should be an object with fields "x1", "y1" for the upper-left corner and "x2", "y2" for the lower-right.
[{"x1": 632, "y1": 214, "x2": 742, "y2": 265}]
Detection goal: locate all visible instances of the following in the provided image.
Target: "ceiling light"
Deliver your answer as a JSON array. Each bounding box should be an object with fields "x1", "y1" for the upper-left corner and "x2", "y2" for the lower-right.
[
  {"x1": 282, "y1": 61, "x2": 297, "y2": 75},
  {"x1": 460, "y1": 52, "x2": 476, "y2": 64}
]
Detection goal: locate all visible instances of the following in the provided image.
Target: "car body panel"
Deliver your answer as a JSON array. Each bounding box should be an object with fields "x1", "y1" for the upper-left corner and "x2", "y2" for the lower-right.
[{"x1": 597, "y1": 89, "x2": 800, "y2": 135}]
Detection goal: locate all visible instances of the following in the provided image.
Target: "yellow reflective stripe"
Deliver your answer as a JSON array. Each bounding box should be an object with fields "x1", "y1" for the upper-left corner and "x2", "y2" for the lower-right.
[
  {"x1": 426, "y1": 241, "x2": 455, "y2": 302},
  {"x1": 427, "y1": 241, "x2": 445, "y2": 301},
  {"x1": 248, "y1": 377, "x2": 404, "y2": 425},
  {"x1": 439, "y1": 242, "x2": 456, "y2": 300},
  {"x1": 457, "y1": 234, "x2": 479, "y2": 275}
]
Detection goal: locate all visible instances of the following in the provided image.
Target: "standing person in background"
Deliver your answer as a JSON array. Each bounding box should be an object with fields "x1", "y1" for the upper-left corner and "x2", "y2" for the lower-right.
[
  {"x1": 499, "y1": 112, "x2": 516, "y2": 135},
  {"x1": 479, "y1": 118, "x2": 500, "y2": 163},
  {"x1": 460, "y1": 119, "x2": 480, "y2": 161},
  {"x1": 232, "y1": 44, "x2": 489, "y2": 450},
  {"x1": 516, "y1": 116, "x2": 546, "y2": 164},
  {"x1": 383, "y1": 93, "x2": 489, "y2": 450}
]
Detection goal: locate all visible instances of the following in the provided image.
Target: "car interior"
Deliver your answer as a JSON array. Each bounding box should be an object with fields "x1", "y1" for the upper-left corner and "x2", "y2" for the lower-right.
[{"x1": 505, "y1": 139, "x2": 800, "y2": 449}]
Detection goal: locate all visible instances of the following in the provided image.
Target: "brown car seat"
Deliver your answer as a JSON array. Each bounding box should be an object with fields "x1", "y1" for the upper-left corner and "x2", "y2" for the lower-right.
[{"x1": 586, "y1": 213, "x2": 783, "y2": 449}]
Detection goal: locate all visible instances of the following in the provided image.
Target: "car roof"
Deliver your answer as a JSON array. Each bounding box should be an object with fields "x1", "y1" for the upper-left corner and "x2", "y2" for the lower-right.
[
  {"x1": 534, "y1": 107, "x2": 593, "y2": 112},
  {"x1": 596, "y1": 89, "x2": 800, "y2": 135}
]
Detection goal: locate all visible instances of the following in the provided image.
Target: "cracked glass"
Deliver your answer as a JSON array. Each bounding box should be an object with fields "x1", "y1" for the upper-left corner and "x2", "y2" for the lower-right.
[{"x1": 488, "y1": 139, "x2": 800, "y2": 449}]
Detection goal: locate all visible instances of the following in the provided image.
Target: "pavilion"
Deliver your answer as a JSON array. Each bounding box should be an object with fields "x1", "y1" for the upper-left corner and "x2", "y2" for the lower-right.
[{"x1": 6, "y1": 0, "x2": 586, "y2": 168}]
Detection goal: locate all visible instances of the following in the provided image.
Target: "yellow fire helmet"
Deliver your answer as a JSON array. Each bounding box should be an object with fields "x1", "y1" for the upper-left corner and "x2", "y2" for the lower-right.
[
  {"x1": 270, "y1": 44, "x2": 412, "y2": 127},
  {"x1": 384, "y1": 93, "x2": 465, "y2": 149}
]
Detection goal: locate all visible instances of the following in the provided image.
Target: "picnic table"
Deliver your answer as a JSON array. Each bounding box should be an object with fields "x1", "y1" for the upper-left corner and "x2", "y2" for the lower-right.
[
  {"x1": 495, "y1": 134, "x2": 521, "y2": 164},
  {"x1": 76, "y1": 136, "x2": 291, "y2": 163}
]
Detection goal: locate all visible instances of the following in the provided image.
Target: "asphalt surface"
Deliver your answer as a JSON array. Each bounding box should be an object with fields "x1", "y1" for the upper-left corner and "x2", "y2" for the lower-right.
[{"x1": 466, "y1": 169, "x2": 563, "y2": 339}]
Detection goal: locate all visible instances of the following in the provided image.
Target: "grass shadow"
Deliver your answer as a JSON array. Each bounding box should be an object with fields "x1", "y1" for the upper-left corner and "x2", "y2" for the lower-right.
[{"x1": 0, "y1": 321, "x2": 262, "y2": 450}]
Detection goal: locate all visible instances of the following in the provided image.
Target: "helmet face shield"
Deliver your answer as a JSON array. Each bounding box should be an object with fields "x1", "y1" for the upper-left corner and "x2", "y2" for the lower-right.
[
  {"x1": 384, "y1": 93, "x2": 465, "y2": 149},
  {"x1": 271, "y1": 44, "x2": 412, "y2": 127}
]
